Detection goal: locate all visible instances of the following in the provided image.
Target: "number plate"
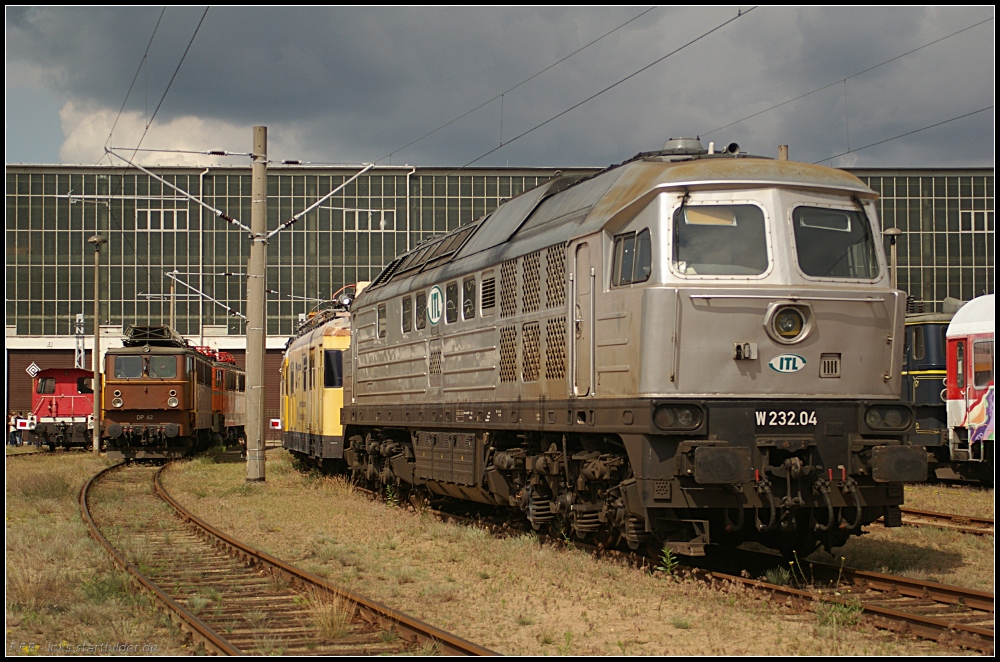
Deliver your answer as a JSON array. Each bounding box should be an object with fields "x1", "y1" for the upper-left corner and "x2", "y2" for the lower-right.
[{"x1": 755, "y1": 410, "x2": 818, "y2": 428}]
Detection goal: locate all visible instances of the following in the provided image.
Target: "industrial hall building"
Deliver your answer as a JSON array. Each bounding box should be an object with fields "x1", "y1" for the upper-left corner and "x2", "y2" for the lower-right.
[{"x1": 5, "y1": 162, "x2": 995, "y2": 434}]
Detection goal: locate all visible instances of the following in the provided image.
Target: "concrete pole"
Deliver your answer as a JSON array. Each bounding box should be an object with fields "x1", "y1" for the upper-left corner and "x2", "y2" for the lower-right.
[
  {"x1": 245, "y1": 126, "x2": 267, "y2": 481},
  {"x1": 88, "y1": 234, "x2": 107, "y2": 455}
]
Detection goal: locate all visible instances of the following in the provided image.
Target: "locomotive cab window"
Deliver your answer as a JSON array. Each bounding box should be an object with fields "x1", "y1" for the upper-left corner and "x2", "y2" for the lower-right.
[
  {"x1": 36, "y1": 378, "x2": 56, "y2": 394},
  {"x1": 463, "y1": 277, "x2": 476, "y2": 320},
  {"x1": 149, "y1": 355, "x2": 177, "y2": 379},
  {"x1": 672, "y1": 205, "x2": 767, "y2": 275},
  {"x1": 792, "y1": 207, "x2": 879, "y2": 279},
  {"x1": 77, "y1": 377, "x2": 94, "y2": 394},
  {"x1": 324, "y1": 349, "x2": 344, "y2": 388},
  {"x1": 612, "y1": 229, "x2": 652, "y2": 286},
  {"x1": 114, "y1": 355, "x2": 143, "y2": 379}
]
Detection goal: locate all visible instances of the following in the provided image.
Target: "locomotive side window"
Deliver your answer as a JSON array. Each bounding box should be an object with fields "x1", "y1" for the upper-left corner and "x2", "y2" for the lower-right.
[
  {"x1": 673, "y1": 205, "x2": 767, "y2": 276},
  {"x1": 973, "y1": 340, "x2": 993, "y2": 388},
  {"x1": 402, "y1": 296, "x2": 412, "y2": 333},
  {"x1": 324, "y1": 349, "x2": 344, "y2": 388},
  {"x1": 792, "y1": 207, "x2": 879, "y2": 279},
  {"x1": 77, "y1": 377, "x2": 94, "y2": 394},
  {"x1": 612, "y1": 229, "x2": 652, "y2": 286},
  {"x1": 956, "y1": 341, "x2": 965, "y2": 388},
  {"x1": 115, "y1": 355, "x2": 143, "y2": 379},
  {"x1": 446, "y1": 282, "x2": 459, "y2": 323},
  {"x1": 416, "y1": 291, "x2": 427, "y2": 330},
  {"x1": 463, "y1": 277, "x2": 476, "y2": 320},
  {"x1": 377, "y1": 304, "x2": 387, "y2": 338},
  {"x1": 912, "y1": 325, "x2": 925, "y2": 361},
  {"x1": 149, "y1": 355, "x2": 177, "y2": 379},
  {"x1": 36, "y1": 378, "x2": 56, "y2": 394}
]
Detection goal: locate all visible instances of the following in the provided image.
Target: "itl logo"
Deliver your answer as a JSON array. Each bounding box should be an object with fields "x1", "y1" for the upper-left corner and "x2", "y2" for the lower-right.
[
  {"x1": 768, "y1": 354, "x2": 806, "y2": 373},
  {"x1": 427, "y1": 285, "x2": 444, "y2": 325}
]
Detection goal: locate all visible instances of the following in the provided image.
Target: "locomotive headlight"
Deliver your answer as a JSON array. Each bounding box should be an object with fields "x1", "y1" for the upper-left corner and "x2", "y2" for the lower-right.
[
  {"x1": 865, "y1": 405, "x2": 911, "y2": 431},
  {"x1": 653, "y1": 404, "x2": 703, "y2": 431},
  {"x1": 167, "y1": 396, "x2": 179, "y2": 408},
  {"x1": 764, "y1": 303, "x2": 813, "y2": 344},
  {"x1": 775, "y1": 310, "x2": 803, "y2": 337},
  {"x1": 112, "y1": 397, "x2": 123, "y2": 408}
]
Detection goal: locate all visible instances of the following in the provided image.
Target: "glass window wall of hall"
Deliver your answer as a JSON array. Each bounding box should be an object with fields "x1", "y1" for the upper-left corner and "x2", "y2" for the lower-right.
[
  {"x1": 863, "y1": 173, "x2": 994, "y2": 311},
  {"x1": 7, "y1": 168, "x2": 552, "y2": 338}
]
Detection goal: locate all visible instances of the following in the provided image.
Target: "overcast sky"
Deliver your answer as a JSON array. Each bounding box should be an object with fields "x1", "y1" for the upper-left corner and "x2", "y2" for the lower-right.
[{"x1": 6, "y1": 6, "x2": 995, "y2": 170}]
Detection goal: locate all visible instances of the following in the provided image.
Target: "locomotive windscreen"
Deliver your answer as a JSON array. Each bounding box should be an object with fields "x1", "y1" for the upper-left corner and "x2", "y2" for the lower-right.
[
  {"x1": 673, "y1": 204, "x2": 768, "y2": 275},
  {"x1": 792, "y1": 207, "x2": 879, "y2": 279}
]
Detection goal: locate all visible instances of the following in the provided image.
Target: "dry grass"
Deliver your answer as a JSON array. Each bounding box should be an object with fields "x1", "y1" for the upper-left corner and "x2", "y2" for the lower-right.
[
  {"x1": 5, "y1": 454, "x2": 189, "y2": 655},
  {"x1": 307, "y1": 588, "x2": 357, "y2": 639},
  {"x1": 798, "y1": 483, "x2": 995, "y2": 592},
  {"x1": 903, "y1": 483, "x2": 994, "y2": 519},
  {"x1": 161, "y1": 450, "x2": 972, "y2": 655}
]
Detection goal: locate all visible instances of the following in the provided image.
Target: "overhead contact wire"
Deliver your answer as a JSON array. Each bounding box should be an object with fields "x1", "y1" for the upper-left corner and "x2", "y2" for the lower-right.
[
  {"x1": 452, "y1": 7, "x2": 757, "y2": 172},
  {"x1": 377, "y1": 6, "x2": 659, "y2": 164}
]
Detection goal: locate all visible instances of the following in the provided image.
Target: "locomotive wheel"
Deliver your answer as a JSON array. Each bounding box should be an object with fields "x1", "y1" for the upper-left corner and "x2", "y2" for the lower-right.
[{"x1": 591, "y1": 526, "x2": 621, "y2": 551}]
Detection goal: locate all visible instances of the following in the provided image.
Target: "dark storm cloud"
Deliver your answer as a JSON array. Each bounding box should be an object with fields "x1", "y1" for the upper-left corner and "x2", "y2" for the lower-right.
[{"x1": 6, "y1": 6, "x2": 995, "y2": 168}]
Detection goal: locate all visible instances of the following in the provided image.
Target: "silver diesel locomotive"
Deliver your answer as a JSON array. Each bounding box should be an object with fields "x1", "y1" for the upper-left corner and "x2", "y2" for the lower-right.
[{"x1": 339, "y1": 139, "x2": 927, "y2": 556}]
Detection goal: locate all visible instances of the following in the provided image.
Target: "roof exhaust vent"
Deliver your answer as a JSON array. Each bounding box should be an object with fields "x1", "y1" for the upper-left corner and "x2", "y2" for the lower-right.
[{"x1": 662, "y1": 137, "x2": 706, "y2": 155}]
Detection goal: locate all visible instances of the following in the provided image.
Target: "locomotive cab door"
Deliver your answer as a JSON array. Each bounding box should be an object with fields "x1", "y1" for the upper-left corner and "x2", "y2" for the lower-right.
[{"x1": 572, "y1": 241, "x2": 595, "y2": 397}]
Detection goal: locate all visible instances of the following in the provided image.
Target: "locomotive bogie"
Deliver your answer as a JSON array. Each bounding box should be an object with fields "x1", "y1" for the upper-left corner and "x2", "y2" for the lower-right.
[{"x1": 334, "y1": 144, "x2": 927, "y2": 554}]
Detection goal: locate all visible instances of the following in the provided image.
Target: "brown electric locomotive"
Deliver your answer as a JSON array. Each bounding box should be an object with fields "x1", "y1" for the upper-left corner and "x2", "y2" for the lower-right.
[{"x1": 102, "y1": 325, "x2": 246, "y2": 460}]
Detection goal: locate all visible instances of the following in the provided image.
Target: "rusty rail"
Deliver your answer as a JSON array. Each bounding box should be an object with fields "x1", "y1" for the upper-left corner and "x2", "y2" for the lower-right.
[
  {"x1": 80, "y1": 463, "x2": 242, "y2": 655},
  {"x1": 153, "y1": 464, "x2": 497, "y2": 656}
]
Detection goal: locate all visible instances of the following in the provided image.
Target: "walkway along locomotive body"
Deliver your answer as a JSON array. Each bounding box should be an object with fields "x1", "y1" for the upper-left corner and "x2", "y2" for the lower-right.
[
  {"x1": 336, "y1": 140, "x2": 927, "y2": 555},
  {"x1": 102, "y1": 325, "x2": 246, "y2": 460}
]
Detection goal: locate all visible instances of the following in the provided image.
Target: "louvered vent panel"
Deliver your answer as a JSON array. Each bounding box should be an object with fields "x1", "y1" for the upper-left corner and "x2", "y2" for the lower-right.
[
  {"x1": 429, "y1": 350, "x2": 442, "y2": 376},
  {"x1": 522, "y1": 322, "x2": 541, "y2": 382},
  {"x1": 546, "y1": 243, "x2": 566, "y2": 308},
  {"x1": 545, "y1": 316, "x2": 567, "y2": 380},
  {"x1": 499, "y1": 325, "x2": 518, "y2": 383},
  {"x1": 523, "y1": 251, "x2": 541, "y2": 313},
  {"x1": 482, "y1": 275, "x2": 496, "y2": 311},
  {"x1": 500, "y1": 259, "x2": 517, "y2": 318},
  {"x1": 820, "y1": 353, "x2": 841, "y2": 378}
]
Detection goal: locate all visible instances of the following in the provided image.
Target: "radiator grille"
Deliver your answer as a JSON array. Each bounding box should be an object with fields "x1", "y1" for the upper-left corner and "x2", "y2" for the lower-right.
[
  {"x1": 499, "y1": 325, "x2": 518, "y2": 382},
  {"x1": 545, "y1": 243, "x2": 566, "y2": 308},
  {"x1": 545, "y1": 316, "x2": 567, "y2": 380},
  {"x1": 500, "y1": 259, "x2": 517, "y2": 318},
  {"x1": 481, "y1": 273, "x2": 496, "y2": 312},
  {"x1": 523, "y1": 251, "x2": 541, "y2": 313},
  {"x1": 522, "y1": 322, "x2": 540, "y2": 382}
]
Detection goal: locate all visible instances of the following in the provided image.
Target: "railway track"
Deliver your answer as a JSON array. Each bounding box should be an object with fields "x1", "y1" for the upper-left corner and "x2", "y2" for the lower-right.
[
  {"x1": 881, "y1": 507, "x2": 995, "y2": 536},
  {"x1": 80, "y1": 463, "x2": 496, "y2": 656},
  {"x1": 707, "y1": 548, "x2": 994, "y2": 654}
]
